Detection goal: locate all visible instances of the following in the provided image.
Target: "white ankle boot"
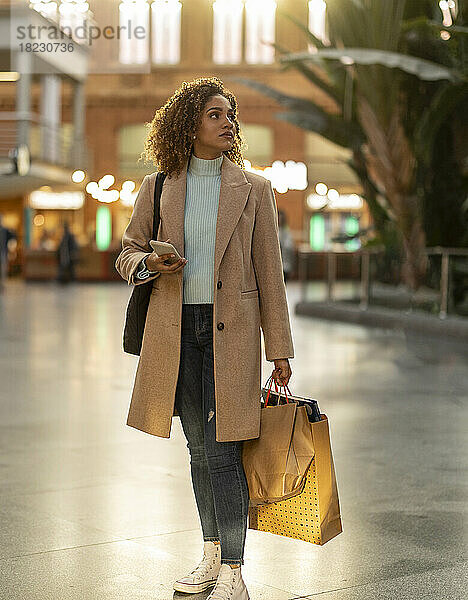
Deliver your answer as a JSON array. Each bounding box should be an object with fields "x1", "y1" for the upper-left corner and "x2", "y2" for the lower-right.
[
  {"x1": 206, "y1": 563, "x2": 250, "y2": 600},
  {"x1": 173, "y1": 541, "x2": 221, "y2": 593}
]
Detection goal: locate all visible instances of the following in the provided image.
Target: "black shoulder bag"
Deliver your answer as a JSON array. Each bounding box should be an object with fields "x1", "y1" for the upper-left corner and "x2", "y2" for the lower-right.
[{"x1": 123, "y1": 172, "x2": 166, "y2": 356}]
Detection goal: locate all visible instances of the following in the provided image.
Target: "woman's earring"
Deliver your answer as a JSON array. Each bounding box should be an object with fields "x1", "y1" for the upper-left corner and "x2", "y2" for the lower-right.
[{"x1": 193, "y1": 135, "x2": 196, "y2": 140}]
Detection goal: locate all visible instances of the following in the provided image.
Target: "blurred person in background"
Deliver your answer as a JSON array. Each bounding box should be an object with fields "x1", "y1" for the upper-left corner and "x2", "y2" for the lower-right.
[
  {"x1": 57, "y1": 222, "x2": 79, "y2": 284},
  {"x1": 115, "y1": 77, "x2": 294, "y2": 600},
  {"x1": 278, "y1": 209, "x2": 295, "y2": 282},
  {"x1": 0, "y1": 215, "x2": 15, "y2": 292},
  {"x1": 38, "y1": 229, "x2": 56, "y2": 251}
]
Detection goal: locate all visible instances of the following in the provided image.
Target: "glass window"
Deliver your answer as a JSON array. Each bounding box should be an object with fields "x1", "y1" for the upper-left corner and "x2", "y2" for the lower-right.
[
  {"x1": 119, "y1": 0, "x2": 150, "y2": 65},
  {"x1": 151, "y1": 0, "x2": 182, "y2": 64},
  {"x1": 245, "y1": 0, "x2": 276, "y2": 65},
  {"x1": 58, "y1": 1, "x2": 91, "y2": 39},
  {"x1": 213, "y1": 0, "x2": 243, "y2": 64}
]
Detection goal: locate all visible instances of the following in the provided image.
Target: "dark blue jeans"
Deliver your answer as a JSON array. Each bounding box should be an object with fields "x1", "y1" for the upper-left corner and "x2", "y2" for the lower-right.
[{"x1": 174, "y1": 303, "x2": 250, "y2": 566}]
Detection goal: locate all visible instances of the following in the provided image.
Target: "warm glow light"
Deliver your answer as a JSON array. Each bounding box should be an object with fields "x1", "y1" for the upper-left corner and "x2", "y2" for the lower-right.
[
  {"x1": 120, "y1": 180, "x2": 139, "y2": 206},
  {"x1": 307, "y1": 193, "x2": 363, "y2": 210},
  {"x1": 315, "y1": 182, "x2": 328, "y2": 196},
  {"x1": 329, "y1": 194, "x2": 362, "y2": 209},
  {"x1": 122, "y1": 180, "x2": 136, "y2": 192},
  {"x1": 33, "y1": 214, "x2": 45, "y2": 226},
  {"x1": 243, "y1": 160, "x2": 308, "y2": 193},
  {"x1": 99, "y1": 174, "x2": 115, "y2": 190},
  {"x1": 0, "y1": 72, "x2": 20, "y2": 82},
  {"x1": 327, "y1": 188, "x2": 339, "y2": 201},
  {"x1": 30, "y1": 191, "x2": 84, "y2": 210},
  {"x1": 72, "y1": 169, "x2": 85, "y2": 183},
  {"x1": 86, "y1": 181, "x2": 99, "y2": 195},
  {"x1": 87, "y1": 174, "x2": 138, "y2": 204},
  {"x1": 307, "y1": 194, "x2": 327, "y2": 210}
]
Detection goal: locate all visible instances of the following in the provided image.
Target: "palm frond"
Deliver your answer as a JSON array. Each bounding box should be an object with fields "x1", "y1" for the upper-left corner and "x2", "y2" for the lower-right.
[
  {"x1": 275, "y1": 110, "x2": 364, "y2": 149},
  {"x1": 272, "y1": 42, "x2": 343, "y2": 105},
  {"x1": 414, "y1": 83, "x2": 468, "y2": 164},
  {"x1": 276, "y1": 9, "x2": 327, "y2": 50},
  {"x1": 281, "y1": 48, "x2": 459, "y2": 82}
]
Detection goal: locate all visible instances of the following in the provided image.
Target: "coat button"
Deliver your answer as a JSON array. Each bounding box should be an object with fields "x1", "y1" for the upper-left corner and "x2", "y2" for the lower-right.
[
  {"x1": 217, "y1": 281, "x2": 222, "y2": 289},
  {"x1": 217, "y1": 322, "x2": 224, "y2": 330}
]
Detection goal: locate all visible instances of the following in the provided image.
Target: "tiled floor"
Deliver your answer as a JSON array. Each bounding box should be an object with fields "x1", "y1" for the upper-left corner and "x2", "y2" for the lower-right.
[{"x1": 0, "y1": 280, "x2": 466, "y2": 599}]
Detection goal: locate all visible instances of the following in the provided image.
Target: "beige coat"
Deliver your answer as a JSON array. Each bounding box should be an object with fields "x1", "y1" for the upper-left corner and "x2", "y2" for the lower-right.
[{"x1": 115, "y1": 155, "x2": 294, "y2": 442}]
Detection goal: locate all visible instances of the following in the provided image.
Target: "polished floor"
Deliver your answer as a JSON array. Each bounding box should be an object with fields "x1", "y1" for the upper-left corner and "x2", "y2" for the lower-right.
[{"x1": 0, "y1": 280, "x2": 467, "y2": 599}]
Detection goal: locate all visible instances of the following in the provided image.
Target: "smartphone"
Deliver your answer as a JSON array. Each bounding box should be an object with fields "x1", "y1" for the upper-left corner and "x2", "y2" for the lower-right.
[{"x1": 149, "y1": 240, "x2": 182, "y2": 265}]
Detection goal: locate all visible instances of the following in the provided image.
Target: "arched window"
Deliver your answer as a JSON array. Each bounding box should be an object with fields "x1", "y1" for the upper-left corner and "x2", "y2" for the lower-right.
[
  {"x1": 308, "y1": 0, "x2": 328, "y2": 46},
  {"x1": 245, "y1": 0, "x2": 276, "y2": 64},
  {"x1": 212, "y1": 0, "x2": 243, "y2": 65},
  {"x1": 212, "y1": 0, "x2": 277, "y2": 65},
  {"x1": 29, "y1": 1, "x2": 92, "y2": 42},
  {"x1": 151, "y1": 0, "x2": 182, "y2": 64},
  {"x1": 119, "y1": 0, "x2": 150, "y2": 65}
]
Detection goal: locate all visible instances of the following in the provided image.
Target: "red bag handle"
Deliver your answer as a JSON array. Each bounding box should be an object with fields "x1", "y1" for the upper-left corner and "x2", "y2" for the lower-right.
[{"x1": 264, "y1": 373, "x2": 291, "y2": 406}]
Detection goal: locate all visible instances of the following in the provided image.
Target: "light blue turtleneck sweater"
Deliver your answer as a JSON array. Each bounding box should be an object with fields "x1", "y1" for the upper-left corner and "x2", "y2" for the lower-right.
[
  {"x1": 183, "y1": 153, "x2": 223, "y2": 304},
  {"x1": 135, "y1": 154, "x2": 223, "y2": 301}
]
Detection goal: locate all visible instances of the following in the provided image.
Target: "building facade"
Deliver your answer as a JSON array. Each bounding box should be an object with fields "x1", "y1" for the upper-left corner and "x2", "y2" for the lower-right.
[{"x1": 1, "y1": 0, "x2": 366, "y2": 280}]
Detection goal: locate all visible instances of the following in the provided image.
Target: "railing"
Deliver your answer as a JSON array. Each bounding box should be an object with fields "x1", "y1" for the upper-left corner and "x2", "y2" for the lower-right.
[
  {"x1": 426, "y1": 247, "x2": 468, "y2": 318},
  {"x1": 0, "y1": 112, "x2": 90, "y2": 170},
  {"x1": 297, "y1": 246, "x2": 468, "y2": 319}
]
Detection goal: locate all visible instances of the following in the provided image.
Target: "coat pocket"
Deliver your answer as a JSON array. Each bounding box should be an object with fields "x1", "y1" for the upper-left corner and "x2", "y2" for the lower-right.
[{"x1": 241, "y1": 289, "x2": 259, "y2": 299}]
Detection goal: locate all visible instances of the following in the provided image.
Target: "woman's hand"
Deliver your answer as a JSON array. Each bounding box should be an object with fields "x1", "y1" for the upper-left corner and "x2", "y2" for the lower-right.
[
  {"x1": 146, "y1": 238, "x2": 188, "y2": 274},
  {"x1": 272, "y1": 358, "x2": 292, "y2": 387}
]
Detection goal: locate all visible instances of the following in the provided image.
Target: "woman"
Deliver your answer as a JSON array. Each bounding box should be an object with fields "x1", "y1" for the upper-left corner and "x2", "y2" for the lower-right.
[{"x1": 115, "y1": 77, "x2": 294, "y2": 600}]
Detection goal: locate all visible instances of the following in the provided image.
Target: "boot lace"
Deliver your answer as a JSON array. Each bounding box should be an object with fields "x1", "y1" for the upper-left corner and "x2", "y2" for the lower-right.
[
  {"x1": 208, "y1": 573, "x2": 237, "y2": 599},
  {"x1": 189, "y1": 553, "x2": 218, "y2": 581}
]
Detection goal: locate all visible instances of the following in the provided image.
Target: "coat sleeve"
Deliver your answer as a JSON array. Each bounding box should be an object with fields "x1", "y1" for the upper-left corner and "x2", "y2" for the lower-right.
[
  {"x1": 252, "y1": 178, "x2": 294, "y2": 362},
  {"x1": 114, "y1": 174, "x2": 162, "y2": 286}
]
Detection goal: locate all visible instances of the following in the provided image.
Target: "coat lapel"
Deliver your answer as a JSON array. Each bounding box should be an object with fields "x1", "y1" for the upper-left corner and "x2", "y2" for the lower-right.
[{"x1": 160, "y1": 155, "x2": 252, "y2": 276}]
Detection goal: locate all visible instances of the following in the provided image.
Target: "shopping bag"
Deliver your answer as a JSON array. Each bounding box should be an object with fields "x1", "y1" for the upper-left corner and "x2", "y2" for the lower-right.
[
  {"x1": 242, "y1": 376, "x2": 316, "y2": 506},
  {"x1": 248, "y1": 411, "x2": 342, "y2": 545}
]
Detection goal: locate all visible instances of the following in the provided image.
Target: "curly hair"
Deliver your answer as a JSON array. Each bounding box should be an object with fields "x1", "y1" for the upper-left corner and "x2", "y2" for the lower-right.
[{"x1": 139, "y1": 77, "x2": 246, "y2": 178}]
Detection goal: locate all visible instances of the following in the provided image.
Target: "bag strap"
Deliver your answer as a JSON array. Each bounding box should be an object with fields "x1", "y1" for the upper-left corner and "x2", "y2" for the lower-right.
[
  {"x1": 264, "y1": 374, "x2": 292, "y2": 406},
  {"x1": 151, "y1": 171, "x2": 166, "y2": 244}
]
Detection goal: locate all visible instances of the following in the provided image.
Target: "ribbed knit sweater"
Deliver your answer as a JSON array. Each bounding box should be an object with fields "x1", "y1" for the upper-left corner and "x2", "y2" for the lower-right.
[{"x1": 182, "y1": 153, "x2": 223, "y2": 304}]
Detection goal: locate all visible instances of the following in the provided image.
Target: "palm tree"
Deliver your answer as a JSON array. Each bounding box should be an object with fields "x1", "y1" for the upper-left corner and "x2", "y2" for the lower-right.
[{"x1": 234, "y1": 0, "x2": 466, "y2": 290}]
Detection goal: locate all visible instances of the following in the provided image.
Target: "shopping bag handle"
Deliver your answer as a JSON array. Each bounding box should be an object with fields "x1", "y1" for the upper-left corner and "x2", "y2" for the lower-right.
[{"x1": 264, "y1": 373, "x2": 291, "y2": 406}]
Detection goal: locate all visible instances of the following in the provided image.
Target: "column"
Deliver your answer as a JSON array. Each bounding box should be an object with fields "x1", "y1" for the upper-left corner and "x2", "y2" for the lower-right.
[
  {"x1": 72, "y1": 80, "x2": 86, "y2": 167},
  {"x1": 14, "y1": 50, "x2": 33, "y2": 148},
  {"x1": 39, "y1": 74, "x2": 62, "y2": 163}
]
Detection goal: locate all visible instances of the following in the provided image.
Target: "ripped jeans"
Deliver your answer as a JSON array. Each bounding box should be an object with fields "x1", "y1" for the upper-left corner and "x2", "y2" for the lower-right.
[{"x1": 174, "y1": 303, "x2": 250, "y2": 565}]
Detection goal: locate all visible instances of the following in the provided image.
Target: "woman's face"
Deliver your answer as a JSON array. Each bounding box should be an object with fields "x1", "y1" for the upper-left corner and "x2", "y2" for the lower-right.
[{"x1": 193, "y1": 94, "x2": 235, "y2": 158}]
